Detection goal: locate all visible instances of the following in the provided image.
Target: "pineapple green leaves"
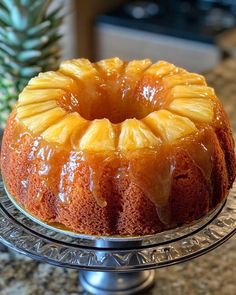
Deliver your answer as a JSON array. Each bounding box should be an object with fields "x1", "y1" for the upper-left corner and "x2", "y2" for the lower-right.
[{"x1": 0, "y1": 0, "x2": 63, "y2": 128}]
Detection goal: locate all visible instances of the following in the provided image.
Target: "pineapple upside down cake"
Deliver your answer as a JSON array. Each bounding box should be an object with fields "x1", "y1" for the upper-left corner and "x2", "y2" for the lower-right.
[{"x1": 1, "y1": 57, "x2": 236, "y2": 236}]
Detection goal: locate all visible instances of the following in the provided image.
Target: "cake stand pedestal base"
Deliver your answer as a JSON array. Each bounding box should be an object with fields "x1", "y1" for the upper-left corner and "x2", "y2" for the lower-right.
[{"x1": 79, "y1": 270, "x2": 156, "y2": 295}]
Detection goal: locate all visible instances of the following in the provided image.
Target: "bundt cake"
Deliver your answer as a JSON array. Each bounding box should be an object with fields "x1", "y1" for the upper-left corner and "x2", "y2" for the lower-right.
[{"x1": 1, "y1": 57, "x2": 235, "y2": 236}]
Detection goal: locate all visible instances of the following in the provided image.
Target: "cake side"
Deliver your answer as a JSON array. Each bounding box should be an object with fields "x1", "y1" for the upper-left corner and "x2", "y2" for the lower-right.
[{"x1": 1, "y1": 113, "x2": 233, "y2": 235}]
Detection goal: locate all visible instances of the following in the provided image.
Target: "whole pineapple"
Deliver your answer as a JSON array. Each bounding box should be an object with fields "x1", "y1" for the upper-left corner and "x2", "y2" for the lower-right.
[{"x1": 0, "y1": 0, "x2": 63, "y2": 128}]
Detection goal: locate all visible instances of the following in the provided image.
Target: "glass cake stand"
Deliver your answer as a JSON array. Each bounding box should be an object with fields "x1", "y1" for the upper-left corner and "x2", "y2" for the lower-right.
[{"x1": 0, "y1": 177, "x2": 235, "y2": 295}]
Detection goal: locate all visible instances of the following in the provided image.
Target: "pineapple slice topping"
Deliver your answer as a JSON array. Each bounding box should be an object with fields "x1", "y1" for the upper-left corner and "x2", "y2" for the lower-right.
[
  {"x1": 96, "y1": 57, "x2": 124, "y2": 76},
  {"x1": 42, "y1": 113, "x2": 87, "y2": 145},
  {"x1": 143, "y1": 110, "x2": 197, "y2": 141},
  {"x1": 17, "y1": 100, "x2": 57, "y2": 119},
  {"x1": 21, "y1": 107, "x2": 66, "y2": 134},
  {"x1": 163, "y1": 73, "x2": 206, "y2": 88},
  {"x1": 170, "y1": 85, "x2": 215, "y2": 99},
  {"x1": 144, "y1": 61, "x2": 176, "y2": 78},
  {"x1": 123, "y1": 59, "x2": 152, "y2": 90},
  {"x1": 125, "y1": 59, "x2": 152, "y2": 75},
  {"x1": 15, "y1": 58, "x2": 217, "y2": 150},
  {"x1": 78, "y1": 119, "x2": 116, "y2": 151},
  {"x1": 118, "y1": 119, "x2": 161, "y2": 151},
  {"x1": 169, "y1": 98, "x2": 214, "y2": 123},
  {"x1": 19, "y1": 88, "x2": 66, "y2": 106},
  {"x1": 27, "y1": 71, "x2": 78, "y2": 92},
  {"x1": 60, "y1": 58, "x2": 98, "y2": 78}
]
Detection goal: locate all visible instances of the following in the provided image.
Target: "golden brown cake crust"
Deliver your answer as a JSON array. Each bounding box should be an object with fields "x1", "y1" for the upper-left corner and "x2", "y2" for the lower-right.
[{"x1": 1, "y1": 112, "x2": 235, "y2": 235}]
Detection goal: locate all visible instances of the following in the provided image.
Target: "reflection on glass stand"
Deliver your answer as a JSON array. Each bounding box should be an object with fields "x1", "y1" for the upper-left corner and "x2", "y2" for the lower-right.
[{"x1": 0, "y1": 178, "x2": 235, "y2": 295}]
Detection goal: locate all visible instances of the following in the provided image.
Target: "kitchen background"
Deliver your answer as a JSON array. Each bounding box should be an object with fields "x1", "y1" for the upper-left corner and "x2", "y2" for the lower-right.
[
  {"x1": 61, "y1": 0, "x2": 236, "y2": 72},
  {"x1": 0, "y1": 0, "x2": 236, "y2": 294}
]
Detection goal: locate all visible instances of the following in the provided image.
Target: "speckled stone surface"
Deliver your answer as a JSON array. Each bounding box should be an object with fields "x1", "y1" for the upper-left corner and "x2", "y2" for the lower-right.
[
  {"x1": 206, "y1": 58, "x2": 236, "y2": 132},
  {"x1": 0, "y1": 59, "x2": 236, "y2": 295}
]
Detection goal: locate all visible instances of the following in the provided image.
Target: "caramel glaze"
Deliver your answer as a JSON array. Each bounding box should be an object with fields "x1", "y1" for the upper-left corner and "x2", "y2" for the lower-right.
[{"x1": 1, "y1": 111, "x2": 232, "y2": 233}]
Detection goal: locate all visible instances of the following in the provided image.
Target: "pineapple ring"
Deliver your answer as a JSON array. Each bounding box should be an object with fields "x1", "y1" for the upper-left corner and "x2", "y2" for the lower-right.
[{"x1": 16, "y1": 58, "x2": 216, "y2": 151}]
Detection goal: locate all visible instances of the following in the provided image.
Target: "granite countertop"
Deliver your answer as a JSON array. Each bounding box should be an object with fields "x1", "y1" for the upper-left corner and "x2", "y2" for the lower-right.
[{"x1": 0, "y1": 59, "x2": 236, "y2": 295}]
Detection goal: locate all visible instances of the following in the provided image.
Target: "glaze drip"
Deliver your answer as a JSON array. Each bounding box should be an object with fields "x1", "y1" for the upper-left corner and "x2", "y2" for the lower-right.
[
  {"x1": 57, "y1": 151, "x2": 119, "y2": 207},
  {"x1": 181, "y1": 128, "x2": 214, "y2": 199},
  {"x1": 189, "y1": 130, "x2": 213, "y2": 181},
  {"x1": 85, "y1": 153, "x2": 115, "y2": 208},
  {"x1": 128, "y1": 148, "x2": 175, "y2": 224},
  {"x1": 58, "y1": 151, "x2": 81, "y2": 203}
]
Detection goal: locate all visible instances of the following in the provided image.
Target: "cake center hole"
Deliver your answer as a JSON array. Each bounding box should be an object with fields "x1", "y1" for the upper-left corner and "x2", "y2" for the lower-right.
[{"x1": 58, "y1": 85, "x2": 162, "y2": 123}]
